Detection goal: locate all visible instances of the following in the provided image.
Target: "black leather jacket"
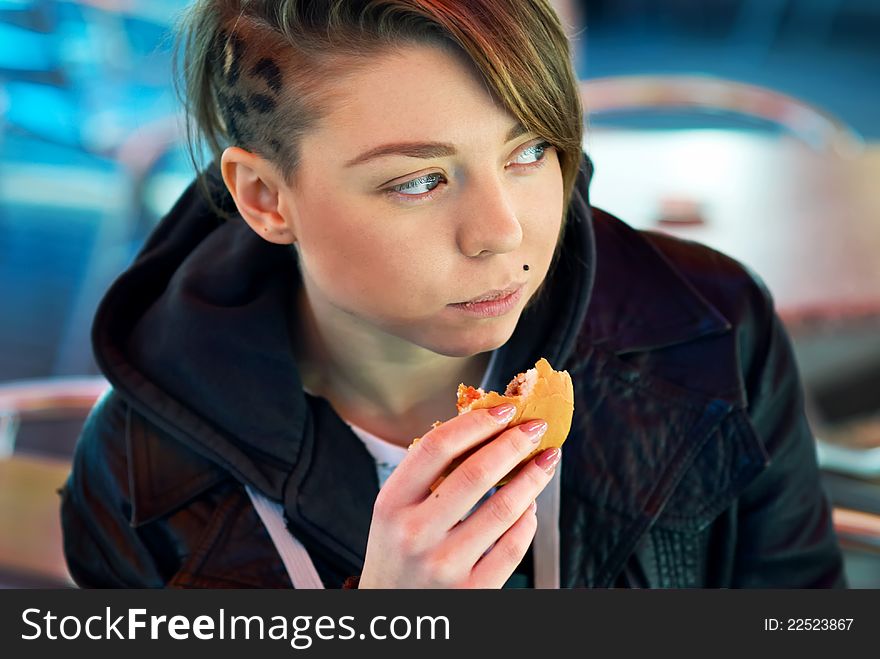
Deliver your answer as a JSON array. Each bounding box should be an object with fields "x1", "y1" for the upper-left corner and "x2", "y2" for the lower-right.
[{"x1": 60, "y1": 155, "x2": 846, "y2": 588}]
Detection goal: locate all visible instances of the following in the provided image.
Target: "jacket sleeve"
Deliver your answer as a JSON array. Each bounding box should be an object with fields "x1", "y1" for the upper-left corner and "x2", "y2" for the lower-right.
[
  {"x1": 731, "y1": 274, "x2": 847, "y2": 588},
  {"x1": 59, "y1": 390, "x2": 177, "y2": 587}
]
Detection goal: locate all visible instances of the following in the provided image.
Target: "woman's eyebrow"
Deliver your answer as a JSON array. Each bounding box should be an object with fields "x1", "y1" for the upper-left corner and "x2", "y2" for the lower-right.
[{"x1": 344, "y1": 121, "x2": 530, "y2": 167}]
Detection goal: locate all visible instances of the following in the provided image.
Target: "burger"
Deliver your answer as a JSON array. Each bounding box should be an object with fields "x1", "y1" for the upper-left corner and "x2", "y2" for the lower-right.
[{"x1": 413, "y1": 358, "x2": 574, "y2": 489}]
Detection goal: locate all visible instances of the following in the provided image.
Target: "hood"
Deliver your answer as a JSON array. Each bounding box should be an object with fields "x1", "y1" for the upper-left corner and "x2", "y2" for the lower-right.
[{"x1": 91, "y1": 153, "x2": 597, "y2": 569}]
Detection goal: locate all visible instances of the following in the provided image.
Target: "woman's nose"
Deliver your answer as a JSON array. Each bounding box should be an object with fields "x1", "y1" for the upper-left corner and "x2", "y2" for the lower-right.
[{"x1": 455, "y1": 175, "x2": 523, "y2": 258}]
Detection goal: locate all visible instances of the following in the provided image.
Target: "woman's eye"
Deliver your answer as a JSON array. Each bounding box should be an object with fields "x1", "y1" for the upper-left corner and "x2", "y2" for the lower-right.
[
  {"x1": 386, "y1": 140, "x2": 553, "y2": 201},
  {"x1": 511, "y1": 140, "x2": 552, "y2": 166},
  {"x1": 391, "y1": 173, "x2": 444, "y2": 197}
]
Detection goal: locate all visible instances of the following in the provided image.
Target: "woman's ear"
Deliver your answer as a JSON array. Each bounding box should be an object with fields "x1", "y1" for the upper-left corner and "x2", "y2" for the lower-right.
[{"x1": 220, "y1": 146, "x2": 297, "y2": 244}]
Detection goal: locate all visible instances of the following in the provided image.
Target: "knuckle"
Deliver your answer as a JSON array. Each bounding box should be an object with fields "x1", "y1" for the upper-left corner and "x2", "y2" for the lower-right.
[
  {"x1": 416, "y1": 433, "x2": 449, "y2": 461},
  {"x1": 485, "y1": 490, "x2": 519, "y2": 526},
  {"x1": 521, "y1": 461, "x2": 548, "y2": 489},
  {"x1": 500, "y1": 540, "x2": 524, "y2": 567},
  {"x1": 426, "y1": 552, "x2": 464, "y2": 586},
  {"x1": 395, "y1": 515, "x2": 430, "y2": 556},
  {"x1": 503, "y1": 521, "x2": 536, "y2": 563},
  {"x1": 457, "y1": 459, "x2": 491, "y2": 490}
]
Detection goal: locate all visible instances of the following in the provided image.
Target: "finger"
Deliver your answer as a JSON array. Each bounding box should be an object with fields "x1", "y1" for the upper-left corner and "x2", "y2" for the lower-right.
[
  {"x1": 466, "y1": 500, "x2": 538, "y2": 588},
  {"x1": 447, "y1": 447, "x2": 560, "y2": 564},
  {"x1": 425, "y1": 421, "x2": 550, "y2": 530},
  {"x1": 381, "y1": 404, "x2": 518, "y2": 505}
]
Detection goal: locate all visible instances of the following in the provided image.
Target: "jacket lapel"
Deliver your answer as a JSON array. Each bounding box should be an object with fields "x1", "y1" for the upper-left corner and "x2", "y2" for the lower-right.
[{"x1": 561, "y1": 210, "x2": 770, "y2": 587}]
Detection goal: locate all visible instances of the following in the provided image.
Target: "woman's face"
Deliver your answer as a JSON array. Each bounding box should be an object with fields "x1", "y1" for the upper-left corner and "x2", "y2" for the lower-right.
[{"x1": 280, "y1": 44, "x2": 565, "y2": 358}]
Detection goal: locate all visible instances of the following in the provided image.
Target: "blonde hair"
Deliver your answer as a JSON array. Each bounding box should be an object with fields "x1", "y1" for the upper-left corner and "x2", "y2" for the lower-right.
[{"x1": 175, "y1": 0, "x2": 583, "y2": 214}]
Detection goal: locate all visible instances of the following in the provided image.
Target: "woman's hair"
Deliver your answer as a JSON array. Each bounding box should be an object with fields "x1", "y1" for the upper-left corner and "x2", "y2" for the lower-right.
[{"x1": 175, "y1": 0, "x2": 584, "y2": 216}]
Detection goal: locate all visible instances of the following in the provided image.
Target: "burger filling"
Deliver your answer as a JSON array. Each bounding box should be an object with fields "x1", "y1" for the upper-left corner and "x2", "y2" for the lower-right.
[
  {"x1": 457, "y1": 385, "x2": 485, "y2": 412},
  {"x1": 456, "y1": 366, "x2": 539, "y2": 414},
  {"x1": 504, "y1": 367, "x2": 538, "y2": 397}
]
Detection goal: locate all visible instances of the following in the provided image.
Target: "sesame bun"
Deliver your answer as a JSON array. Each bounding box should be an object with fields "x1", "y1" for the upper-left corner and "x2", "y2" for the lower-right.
[{"x1": 413, "y1": 358, "x2": 574, "y2": 489}]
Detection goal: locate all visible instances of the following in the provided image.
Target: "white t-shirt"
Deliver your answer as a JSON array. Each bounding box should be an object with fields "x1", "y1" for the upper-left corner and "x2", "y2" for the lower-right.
[{"x1": 344, "y1": 350, "x2": 500, "y2": 489}]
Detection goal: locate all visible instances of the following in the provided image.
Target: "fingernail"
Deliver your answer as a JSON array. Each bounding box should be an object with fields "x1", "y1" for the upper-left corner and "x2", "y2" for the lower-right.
[
  {"x1": 529, "y1": 500, "x2": 537, "y2": 513},
  {"x1": 489, "y1": 403, "x2": 516, "y2": 423},
  {"x1": 520, "y1": 419, "x2": 548, "y2": 442},
  {"x1": 535, "y1": 447, "x2": 561, "y2": 473}
]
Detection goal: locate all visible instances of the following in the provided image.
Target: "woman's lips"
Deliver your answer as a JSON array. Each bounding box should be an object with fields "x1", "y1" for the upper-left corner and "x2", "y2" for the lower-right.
[{"x1": 448, "y1": 284, "x2": 525, "y2": 318}]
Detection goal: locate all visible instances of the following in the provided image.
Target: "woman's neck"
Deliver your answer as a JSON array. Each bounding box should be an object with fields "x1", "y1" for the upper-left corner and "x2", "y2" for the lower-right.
[{"x1": 292, "y1": 283, "x2": 492, "y2": 447}]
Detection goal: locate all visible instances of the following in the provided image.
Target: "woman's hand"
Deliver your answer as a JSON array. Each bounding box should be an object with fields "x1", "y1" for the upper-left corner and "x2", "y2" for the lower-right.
[{"x1": 358, "y1": 403, "x2": 562, "y2": 588}]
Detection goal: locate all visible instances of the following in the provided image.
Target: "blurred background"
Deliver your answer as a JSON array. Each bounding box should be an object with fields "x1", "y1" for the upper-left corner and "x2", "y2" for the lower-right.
[{"x1": 1, "y1": 0, "x2": 879, "y2": 587}]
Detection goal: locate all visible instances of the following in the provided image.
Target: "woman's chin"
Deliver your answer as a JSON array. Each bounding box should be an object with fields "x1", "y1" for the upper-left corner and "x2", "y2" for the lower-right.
[{"x1": 418, "y1": 319, "x2": 519, "y2": 358}]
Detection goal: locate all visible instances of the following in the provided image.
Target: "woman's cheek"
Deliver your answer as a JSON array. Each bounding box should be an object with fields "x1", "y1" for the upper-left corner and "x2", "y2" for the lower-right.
[{"x1": 306, "y1": 228, "x2": 437, "y2": 316}]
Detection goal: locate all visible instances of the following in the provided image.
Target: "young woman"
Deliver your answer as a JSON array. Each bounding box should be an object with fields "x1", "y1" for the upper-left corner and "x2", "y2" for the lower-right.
[{"x1": 60, "y1": 0, "x2": 846, "y2": 588}]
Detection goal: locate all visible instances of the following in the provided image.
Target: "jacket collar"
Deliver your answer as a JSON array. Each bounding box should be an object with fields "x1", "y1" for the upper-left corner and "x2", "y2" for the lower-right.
[
  {"x1": 580, "y1": 206, "x2": 748, "y2": 409},
  {"x1": 97, "y1": 154, "x2": 753, "y2": 580},
  {"x1": 583, "y1": 207, "x2": 732, "y2": 356}
]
